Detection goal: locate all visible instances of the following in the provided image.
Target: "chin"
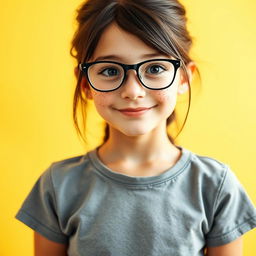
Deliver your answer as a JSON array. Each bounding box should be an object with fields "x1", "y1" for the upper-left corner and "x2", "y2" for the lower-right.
[{"x1": 120, "y1": 127, "x2": 154, "y2": 137}]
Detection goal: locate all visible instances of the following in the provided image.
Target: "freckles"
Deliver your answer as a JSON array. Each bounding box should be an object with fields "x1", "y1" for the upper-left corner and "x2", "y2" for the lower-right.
[
  {"x1": 153, "y1": 90, "x2": 172, "y2": 103},
  {"x1": 92, "y1": 91, "x2": 110, "y2": 107}
]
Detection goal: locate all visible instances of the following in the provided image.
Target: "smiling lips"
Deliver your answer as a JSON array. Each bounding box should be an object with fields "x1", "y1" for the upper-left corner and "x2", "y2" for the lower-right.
[{"x1": 117, "y1": 106, "x2": 155, "y2": 117}]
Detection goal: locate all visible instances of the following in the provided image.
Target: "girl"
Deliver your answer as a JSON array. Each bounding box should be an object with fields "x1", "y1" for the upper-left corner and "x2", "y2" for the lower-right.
[{"x1": 16, "y1": 0, "x2": 256, "y2": 255}]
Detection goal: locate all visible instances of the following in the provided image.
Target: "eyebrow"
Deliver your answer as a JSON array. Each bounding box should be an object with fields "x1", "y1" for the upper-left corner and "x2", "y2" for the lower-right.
[{"x1": 93, "y1": 53, "x2": 168, "y2": 62}]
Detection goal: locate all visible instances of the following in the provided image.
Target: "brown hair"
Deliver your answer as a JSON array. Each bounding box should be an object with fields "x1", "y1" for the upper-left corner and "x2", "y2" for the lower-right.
[{"x1": 70, "y1": 0, "x2": 195, "y2": 145}]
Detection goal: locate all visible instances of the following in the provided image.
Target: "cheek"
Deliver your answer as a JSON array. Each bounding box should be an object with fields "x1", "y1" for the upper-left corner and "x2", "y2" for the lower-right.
[
  {"x1": 152, "y1": 87, "x2": 178, "y2": 116},
  {"x1": 91, "y1": 91, "x2": 111, "y2": 107},
  {"x1": 154, "y1": 91, "x2": 170, "y2": 103},
  {"x1": 153, "y1": 89, "x2": 176, "y2": 104},
  {"x1": 153, "y1": 78, "x2": 179, "y2": 103}
]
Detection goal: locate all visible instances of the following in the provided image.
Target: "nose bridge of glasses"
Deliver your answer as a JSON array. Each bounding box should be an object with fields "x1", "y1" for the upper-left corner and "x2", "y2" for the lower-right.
[
  {"x1": 123, "y1": 63, "x2": 139, "y2": 73},
  {"x1": 120, "y1": 64, "x2": 146, "y2": 98},
  {"x1": 122, "y1": 63, "x2": 141, "y2": 80}
]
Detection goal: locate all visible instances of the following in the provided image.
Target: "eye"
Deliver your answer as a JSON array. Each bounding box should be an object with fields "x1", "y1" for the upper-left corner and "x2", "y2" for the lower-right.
[
  {"x1": 146, "y1": 65, "x2": 166, "y2": 74},
  {"x1": 99, "y1": 67, "x2": 120, "y2": 77}
]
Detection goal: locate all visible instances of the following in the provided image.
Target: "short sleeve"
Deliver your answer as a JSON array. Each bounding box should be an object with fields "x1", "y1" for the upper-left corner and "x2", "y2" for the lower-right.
[
  {"x1": 206, "y1": 166, "x2": 256, "y2": 247},
  {"x1": 15, "y1": 166, "x2": 68, "y2": 244}
]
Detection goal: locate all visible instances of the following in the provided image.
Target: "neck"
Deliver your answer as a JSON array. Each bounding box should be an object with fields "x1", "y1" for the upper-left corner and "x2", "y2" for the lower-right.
[{"x1": 98, "y1": 124, "x2": 180, "y2": 165}]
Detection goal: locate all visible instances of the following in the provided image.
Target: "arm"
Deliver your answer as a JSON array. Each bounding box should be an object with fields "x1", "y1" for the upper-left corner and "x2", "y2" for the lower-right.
[
  {"x1": 206, "y1": 237, "x2": 243, "y2": 256},
  {"x1": 34, "y1": 232, "x2": 68, "y2": 256}
]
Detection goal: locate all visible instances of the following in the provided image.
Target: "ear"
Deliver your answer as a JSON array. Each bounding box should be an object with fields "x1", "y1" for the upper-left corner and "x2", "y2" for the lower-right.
[
  {"x1": 74, "y1": 67, "x2": 93, "y2": 100},
  {"x1": 177, "y1": 61, "x2": 196, "y2": 95}
]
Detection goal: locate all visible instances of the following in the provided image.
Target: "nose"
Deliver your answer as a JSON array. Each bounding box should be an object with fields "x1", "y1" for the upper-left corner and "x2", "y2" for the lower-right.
[{"x1": 120, "y1": 70, "x2": 146, "y2": 100}]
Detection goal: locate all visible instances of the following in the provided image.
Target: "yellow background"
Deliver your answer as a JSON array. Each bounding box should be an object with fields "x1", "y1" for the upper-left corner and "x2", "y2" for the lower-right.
[{"x1": 0, "y1": 0, "x2": 255, "y2": 255}]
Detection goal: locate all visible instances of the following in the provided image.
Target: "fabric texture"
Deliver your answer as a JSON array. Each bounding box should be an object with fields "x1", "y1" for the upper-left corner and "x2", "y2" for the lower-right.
[{"x1": 15, "y1": 147, "x2": 256, "y2": 256}]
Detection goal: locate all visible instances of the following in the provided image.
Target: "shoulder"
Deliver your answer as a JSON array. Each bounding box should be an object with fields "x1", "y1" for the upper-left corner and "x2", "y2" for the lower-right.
[
  {"x1": 41, "y1": 151, "x2": 96, "y2": 191},
  {"x1": 34, "y1": 150, "x2": 103, "y2": 213},
  {"x1": 186, "y1": 152, "x2": 256, "y2": 247},
  {"x1": 179, "y1": 148, "x2": 233, "y2": 205},
  {"x1": 190, "y1": 149, "x2": 228, "y2": 174},
  {"x1": 50, "y1": 153, "x2": 90, "y2": 177},
  {"x1": 183, "y1": 148, "x2": 230, "y2": 187},
  {"x1": 181, "y1": 149, "x2": 242, "y2": 213},
  {"x1": 187, "y1": 149, "x2": 248, "y2": 196}
]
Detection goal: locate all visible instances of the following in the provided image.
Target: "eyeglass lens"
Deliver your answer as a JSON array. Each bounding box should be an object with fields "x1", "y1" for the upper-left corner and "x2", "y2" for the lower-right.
[{"x1": 87, "y1": 60, "x2": 176, "y2": 91}]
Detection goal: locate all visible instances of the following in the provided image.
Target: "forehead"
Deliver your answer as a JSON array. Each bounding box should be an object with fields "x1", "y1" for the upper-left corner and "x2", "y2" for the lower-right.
[{"x1": 90, "y1": 22, "x2": 168, "y2": 63}]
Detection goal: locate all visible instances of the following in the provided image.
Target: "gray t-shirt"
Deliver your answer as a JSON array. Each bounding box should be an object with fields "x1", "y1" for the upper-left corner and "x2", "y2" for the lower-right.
[{"x1": 16, "y1": 147, "x2": 256, "y2": 256}]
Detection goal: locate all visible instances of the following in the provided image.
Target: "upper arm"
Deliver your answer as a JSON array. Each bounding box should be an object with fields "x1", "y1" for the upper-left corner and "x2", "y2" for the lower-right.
[
  {"x1": 34, "y1": 232, "x2": 68, "y2": 256},
  {"x1": 206, "y1": 237, "x2": 243, "y2": 256}
]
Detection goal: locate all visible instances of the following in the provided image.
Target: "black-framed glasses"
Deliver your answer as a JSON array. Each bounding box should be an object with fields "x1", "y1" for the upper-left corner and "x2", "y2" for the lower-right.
[{"x1": 79, "y1": 58, "x2": 181, "y2": 92}]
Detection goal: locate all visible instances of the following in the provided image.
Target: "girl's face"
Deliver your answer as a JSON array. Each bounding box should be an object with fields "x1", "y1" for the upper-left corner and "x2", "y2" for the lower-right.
[{"x1": 82, "y1": 22, "x2": 189, "y2": 138}]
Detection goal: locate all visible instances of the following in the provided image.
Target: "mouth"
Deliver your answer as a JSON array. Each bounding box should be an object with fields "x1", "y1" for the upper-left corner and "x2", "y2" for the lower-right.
[{"x1": 116, "y1": 106, "x2": 156, "y2": 117}]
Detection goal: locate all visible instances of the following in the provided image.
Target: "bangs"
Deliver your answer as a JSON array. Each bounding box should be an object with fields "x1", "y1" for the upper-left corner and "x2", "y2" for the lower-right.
[
  {"x1": 115, "y1": 4, "x2": 180, "y2": 58},
  {"x1": 83, "y1": 2, "x2": 183, "y2": 63}
]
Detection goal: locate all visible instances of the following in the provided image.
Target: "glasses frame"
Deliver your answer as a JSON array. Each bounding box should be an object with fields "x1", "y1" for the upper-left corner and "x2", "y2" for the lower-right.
[{"x1": 79, "y1": 58, "x2": 181, "y2": 92}]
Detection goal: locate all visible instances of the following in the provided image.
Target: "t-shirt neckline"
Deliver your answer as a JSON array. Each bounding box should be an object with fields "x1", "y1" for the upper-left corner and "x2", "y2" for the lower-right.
[{"x1": 87, "y1": 146, "x2": 191, "y2": 187}]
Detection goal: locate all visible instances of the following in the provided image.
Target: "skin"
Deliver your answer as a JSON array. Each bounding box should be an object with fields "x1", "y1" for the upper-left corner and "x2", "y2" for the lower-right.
[
  {"x1": 83, "y1": 22, "x2": 194, "y2": 176},
  {"x1": 206, "y1": 237, "x2": 243, "y2": 255},
  {"x1": 34, "y1": 232, "x2": 68, "y2": 256},
  {"x1": 34, "y1": 22, "x2": 243, "y2": 255}
]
